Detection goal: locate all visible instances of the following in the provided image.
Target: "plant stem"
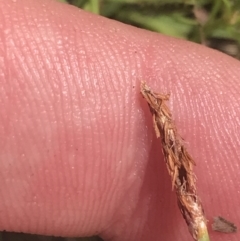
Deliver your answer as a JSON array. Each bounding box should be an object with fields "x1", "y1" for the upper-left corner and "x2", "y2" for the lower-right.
[
  {"x1": 89, "y1": 0, "x2": 100, "y2": 14},
  {"x1": 141, "y1": 82, "x2": 211, "y2": 241}
]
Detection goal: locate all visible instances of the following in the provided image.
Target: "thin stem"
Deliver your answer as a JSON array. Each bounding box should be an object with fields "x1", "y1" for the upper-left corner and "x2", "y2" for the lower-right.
[
  {"x1": 89, "y1": 0, "x2": 100, "y2": 15},
  {"x1": 198, "y1": 223, "x2": 210, "y2": 241}
]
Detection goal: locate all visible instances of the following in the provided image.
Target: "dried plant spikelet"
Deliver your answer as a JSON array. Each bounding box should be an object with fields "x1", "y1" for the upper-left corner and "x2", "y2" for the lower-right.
[
  {"x1": 140, "y1": 82, "x2": 210, "y2": 241},
  {"x1": 212, "y1": 216, "x2": 237, "y2": 233}
]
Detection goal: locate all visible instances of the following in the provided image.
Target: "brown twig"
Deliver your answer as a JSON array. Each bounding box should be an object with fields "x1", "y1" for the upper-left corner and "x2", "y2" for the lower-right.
[{"x1": 140, "y1": 82, "x2": 210, "y2": 241}]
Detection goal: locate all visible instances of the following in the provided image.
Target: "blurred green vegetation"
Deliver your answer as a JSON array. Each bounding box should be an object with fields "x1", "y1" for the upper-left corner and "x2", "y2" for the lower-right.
[
  {"x1": 0, "y1": 232, "x2": 102, "y2": 241},
  {"x1": 61, "y1": 0, "x2": 240, "y2": 59}
]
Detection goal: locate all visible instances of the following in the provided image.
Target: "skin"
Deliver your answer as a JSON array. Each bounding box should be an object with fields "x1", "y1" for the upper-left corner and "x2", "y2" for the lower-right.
[{"x1": 0, "y1": 0, "x2": 240, "y2": 240}]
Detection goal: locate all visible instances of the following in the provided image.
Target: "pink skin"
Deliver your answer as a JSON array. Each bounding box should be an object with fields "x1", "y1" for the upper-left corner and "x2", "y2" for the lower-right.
[{"x1": 0, "y1": 0, "x2": 240, "y2": 240}]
